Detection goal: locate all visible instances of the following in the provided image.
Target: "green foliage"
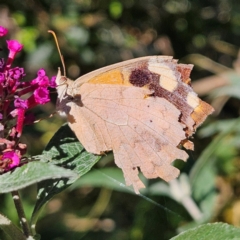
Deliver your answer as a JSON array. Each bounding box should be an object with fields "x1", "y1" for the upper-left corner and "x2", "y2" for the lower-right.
[
  {"x1": 0, "y1": 124, "x2": 101, "y2": 238},
  {"x1": 0, "y1": 161, "x2": 77, "y2": 194},
  {"x1": 31, "y1": 124, "x2": 101, "y2": 230},
  {"x1": 70, "y1": 168, "x2": 131, "y2": 193},
  {"x1": 171, "y1": 222, "x2": 240, "y2": 240},
  {"x1": 0, "y1": 214, "x2": 26, "y2": 240}
]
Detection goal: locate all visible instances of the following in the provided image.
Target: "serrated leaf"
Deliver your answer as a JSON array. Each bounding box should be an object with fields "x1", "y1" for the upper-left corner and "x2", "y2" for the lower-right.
[
  {"x1": 0, "y1": 213, "x2": 26, "y2": 240},
  {"x1": 0, "y1": 161, "x2": 77, "y2": 194},
  {"x1": 31, "y1": 124, "x2": 100, "y2": 226},
  {"x1": 170, "y1": 222, "x2": 240, "y2": 240}
]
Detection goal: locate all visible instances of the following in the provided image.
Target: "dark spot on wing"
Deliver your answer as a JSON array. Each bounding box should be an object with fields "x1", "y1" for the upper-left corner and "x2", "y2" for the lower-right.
[
  {"x1": 129, "y1": 65, "x2": 160, "y2": 90},
  {"x1": 129, "y1": 68, "x2": 152, "y2": 87}
]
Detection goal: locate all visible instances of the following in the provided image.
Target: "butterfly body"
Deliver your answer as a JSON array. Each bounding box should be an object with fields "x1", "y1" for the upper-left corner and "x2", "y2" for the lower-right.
[{"x1": 56, "y1": 56, "x2": 214, "y2": 193}]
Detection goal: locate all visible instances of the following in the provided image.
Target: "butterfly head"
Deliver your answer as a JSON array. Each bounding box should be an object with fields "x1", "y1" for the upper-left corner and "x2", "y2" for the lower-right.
[
  {"x1": 56, "y1": 67, "x2": 67, "y2": 86},
  {"x1": 55, "y1": 68, "x2": 75, "y2": 116}
]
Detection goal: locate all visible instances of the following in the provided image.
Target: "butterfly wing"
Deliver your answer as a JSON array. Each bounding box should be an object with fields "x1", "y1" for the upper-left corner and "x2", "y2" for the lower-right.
[
  {"x1": 73, "y1": 56, "x2": 214, "y2": 137},
  {"x1": 67, "y1": 83, "x2": 188, "y2": 192},
  {"x1": 56, "y1": 56, "x2": 214, "y2": 193}
]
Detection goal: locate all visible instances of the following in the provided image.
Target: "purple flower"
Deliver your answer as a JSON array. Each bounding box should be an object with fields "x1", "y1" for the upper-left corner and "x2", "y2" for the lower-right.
[
  {"x1": 7, "y1": 40, "x2": 23, "y2": 55},
  {"x1": 0, "y1": 25, "x2": 56, "y2": 173},
  {"x1": 26, "y1": 86, "x2": 50, "y2": 109},
  {"x1": 37, "y1": 76, "x2": 49, "y2": 87},
  {"x1": 0, "y1": 26, "x2": 8, "y2": 37},
  {"x1": 14, "y1": 98, "x2": 28, "y2": 109},
  {"x1": 31, "y1": 69, "x2": 50, "y2": 87},
  {"x1": 34, "y1": 87, "x2": 50, "y2": 104},
  {"x1": 50, "y1": 76, "x2": 57, "y2": 88},
  {"x1": 8, "y1": 67, "x2": 25, "y2": 80},
  {"x1": 5, "y1": 67, "x2": 25, "y2": 94},
  {"x1": 2, "y1": 151, "x2": 20, "y2": 170},
  {"x1": 5, "y1": 40, "x2": 24, "y2": 71},
  {"x1": 37, "y1": 69, "x2": 46, "y2": 77}
]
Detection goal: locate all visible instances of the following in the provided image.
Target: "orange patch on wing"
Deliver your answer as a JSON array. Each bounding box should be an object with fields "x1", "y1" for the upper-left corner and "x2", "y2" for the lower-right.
[
  {"x1": 191, "y1": 99, "x2": 214, "y2": 129},
  {"x1": 181, "y1": 139, "x2": 194, "y2": 150},
  {"x1": 88, "y1": 69, "x2": 126, "y2": 85}
]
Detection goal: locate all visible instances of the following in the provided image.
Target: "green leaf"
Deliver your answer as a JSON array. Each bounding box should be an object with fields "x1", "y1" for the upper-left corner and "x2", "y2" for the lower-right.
[
  {"x1": 70, "y1": 167, "x2": 148, "y2": 194},
  {"x1": 70, "y1": 168, "x2": 132, "y2": 193},
  {"x1": 170, "y1": 222, "x2": 240, "y2": 240},
  {"x1": 0, "y1": 161, "x2": 77, "y2": 194},
  {"x1": 39, "y1": 124, "x2": 101, "y2": 177},
  {"x1": 0, "y1": 213, "x2": 26, "y2": 240},
  {"x1": 199, "y1": 119, "x2": 240, "y2": 138},
  {"x1": 189, "y1": 120, "x2": 238, "y2": 217},
  {"x1": 31, "y1": 124, "x2": 100, "y2": 227}
]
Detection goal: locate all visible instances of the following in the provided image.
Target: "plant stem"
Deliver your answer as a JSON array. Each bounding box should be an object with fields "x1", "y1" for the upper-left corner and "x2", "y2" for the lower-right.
[
  {"x1": 180, "y1": 194, "x2": 203, "y2": 221},
  {"x1": 11, "y1": 190, "x2": 32, "y2": 237},
  {"x1": 169, "y1": 179, "x2": 203, "y2": 221}
]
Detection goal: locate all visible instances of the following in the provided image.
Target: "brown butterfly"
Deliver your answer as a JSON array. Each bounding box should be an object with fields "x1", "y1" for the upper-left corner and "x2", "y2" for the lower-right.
[{"x1": 56, "y1": 56, "x2": 214, "y2": 193}]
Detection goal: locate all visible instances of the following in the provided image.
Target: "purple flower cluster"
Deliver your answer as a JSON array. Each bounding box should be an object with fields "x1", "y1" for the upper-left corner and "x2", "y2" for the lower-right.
[{"x1": 0, "y1": 26, "x2": 56, "y2": 172}]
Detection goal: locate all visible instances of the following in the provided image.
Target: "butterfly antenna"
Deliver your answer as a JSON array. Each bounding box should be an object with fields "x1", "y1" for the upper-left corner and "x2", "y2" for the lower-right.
[{"x1": 48, "y1": 30, "x2": 66, "y2": 76}]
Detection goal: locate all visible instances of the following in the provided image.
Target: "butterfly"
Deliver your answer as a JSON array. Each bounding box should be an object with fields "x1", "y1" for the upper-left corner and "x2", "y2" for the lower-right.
[{"x1": 56, "y1": 56, "x2": 214, "y2": 193}]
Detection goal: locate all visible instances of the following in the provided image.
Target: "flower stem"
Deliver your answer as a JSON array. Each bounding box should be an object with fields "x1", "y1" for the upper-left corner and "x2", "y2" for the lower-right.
[{"x1": 11, "y1": 190, "x2": 32, "y2": 237}]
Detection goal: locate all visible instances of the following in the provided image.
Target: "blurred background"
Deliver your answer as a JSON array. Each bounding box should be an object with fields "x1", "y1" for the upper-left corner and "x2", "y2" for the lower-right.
[{"x1": 0, "y1": 0, "x2": 240, "y2": 239}]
